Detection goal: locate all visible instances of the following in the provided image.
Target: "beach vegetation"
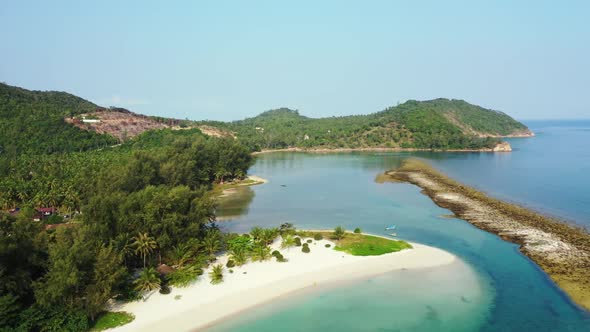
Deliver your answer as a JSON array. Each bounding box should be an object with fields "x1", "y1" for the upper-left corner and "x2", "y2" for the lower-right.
[
  {"x1": 279, "y1": 222, "x2": 296, "y2": 235},
  {"x1": 227, "y1": 235, "x2": 253, "y2": 265},
  {"x1": 249, "y1": 227, "x2": 263, "y2": 241},
  {"x1": 91, "y1": 311, "x2": 134, "y2": 331},
  {"x1": 209, "y1": 264, "x2": 224, "y2": 284},
  {"x1": 333, "y1": 226, "x2": 346, "y2": 240},
  {"x1": 166, "y1": 264, "x2": 203, "y2": 288},
  {"x1": 325, "y1": 244, "x2": 331, "y2": 248},
  {"x1": 354, "y1": 227, "x2": 362, "y2": 234},
  {"x1": 229, "y1": 247, "x2": 248, "y2": 266},
  {"x1": 302, "y1": 246, "x2": 310, "y2": 253},
  {"x1": 294, "y1": 237, "x2": 302, "y2": 246},
  {"x1": 260, "y1": 227, "x2": 280, "y2": 245},
  {"x1": 203, "y1": 229, "x2": 222, "y2": 259},
  {"x1": 280, "y1": 234, "x2": 296, "y2": 248},
  {"x1": 226, "y1": 259, "x2": 235, "y2": 268},
  {"x1": 313, "y1": 233, "x2": 323, "y2": 240},
  {"x1": 306, "y1": 239, "x2": 313, "y2": 244},
  {"x1": 334, "y1": 234, "x2": 412, "y2": 256},
  {"x1": 133, "y1": 268, "x2": 161, "y2": 293},
  {"x1": 252, "y1": 243, "x2": 272, "y2": 261}
]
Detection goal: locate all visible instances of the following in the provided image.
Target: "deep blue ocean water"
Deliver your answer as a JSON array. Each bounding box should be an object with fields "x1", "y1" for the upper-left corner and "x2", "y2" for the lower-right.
[{"x1": 209, "y1": 120, "x2": 590, "y2": 331}]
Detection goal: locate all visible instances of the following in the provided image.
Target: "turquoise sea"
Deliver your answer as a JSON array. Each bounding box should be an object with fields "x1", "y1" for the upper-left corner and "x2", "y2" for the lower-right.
[{"x1": 210, "y1": 120, "x2": 590, "y2": 331}]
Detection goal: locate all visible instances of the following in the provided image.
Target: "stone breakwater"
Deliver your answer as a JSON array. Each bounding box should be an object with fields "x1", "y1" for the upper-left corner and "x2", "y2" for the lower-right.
[{"x1": 380, "y1": 159, "x2": 590, "y2": 311}]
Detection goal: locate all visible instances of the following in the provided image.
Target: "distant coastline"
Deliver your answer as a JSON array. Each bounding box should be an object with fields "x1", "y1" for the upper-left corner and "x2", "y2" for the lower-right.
[
  {"x1": 380, "y1": 159, "x2": 590, "y2": 311},
  {"x1": 252, "y1": 141, "x2": 519, "y2": 155}
]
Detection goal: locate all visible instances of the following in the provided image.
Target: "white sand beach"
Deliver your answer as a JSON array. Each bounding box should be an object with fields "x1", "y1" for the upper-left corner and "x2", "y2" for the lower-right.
[{"x1": 110, "y1": 238, "x2": 455, "y2": 332}]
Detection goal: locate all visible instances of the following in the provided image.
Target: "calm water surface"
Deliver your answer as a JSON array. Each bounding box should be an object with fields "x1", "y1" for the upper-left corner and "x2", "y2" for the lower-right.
[{"x1": 210, "y1": 120, "x2": 590, "y2": 331}]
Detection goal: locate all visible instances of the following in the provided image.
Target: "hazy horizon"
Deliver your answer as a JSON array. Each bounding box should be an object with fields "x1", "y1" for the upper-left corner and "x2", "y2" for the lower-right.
[{"x1": 1, "y1": 1, "x2": 588, "y2": 121}]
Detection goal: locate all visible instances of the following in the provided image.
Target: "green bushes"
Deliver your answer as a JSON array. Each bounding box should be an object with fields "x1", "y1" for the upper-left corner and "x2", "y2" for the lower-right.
[
  {"x1": 226, "y1": 259, "x2": 235, "y2": 268},
  {"x1": 159, "y1": 285, "x2": 171, "y2": 294},
  {"x1": 354, "y1": 227, "x2": 362, "y2": 234},
  {"x1": 306, "y1": 239, "x2": 313, "y2": 244},
  {"x1": 314, "y1": 233, "x2": 323, "y2": 240},
  {"x1": 294, "y1": 237, "x2": 302, "y2": 246},
  {"x1": 325, "y1": 244, "x2": 331, "y2": 248},
  {"x1": 272, "y1": 250, "x2": 287, "y2": 262},
  {"x1": 333, "y1": 226, "x2": 346, "y2": 240},
  {"x1": 302, "y1": 243, "x2": 310, "y2": 253}
]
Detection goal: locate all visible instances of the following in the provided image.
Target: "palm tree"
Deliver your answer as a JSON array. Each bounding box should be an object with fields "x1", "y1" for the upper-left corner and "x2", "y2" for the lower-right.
[
  {"x1": 115, "y1": 233, "x2": 133, "y2": 267},
  {"x1": 280, "y1": 234, "x2": 296, "y2": 248},
  {"x1": 170, "y1": 243, "x2": 193, "y2": 268},
  {"x1": 230, "y1": 246, "x2": 248, "y2": 266},
  {"x1": 203, "y1": 230, "x2": 221, "y2": 258},
  {"x1": 251, "y1": 243, "x2": 271, "y2": 262},
  {"x1": 209, "y1": 264, "x2": 224, "y2": 284},
  {"x1": 333, "y1": 226, "x2": 346, "y2": 240},
  {"x1": 260, "y1": 228, "x2": 279, "y2": 245},
  {"x1": 134, "y1": 267, "x2": 161, "y2": 293},
  {"x1": 214, "y1": 169, "x2": 227, "y2": 184},
  {"x1": 133, "y1": 232, "x2": 158, "y2": 268},
  {"x1": 249, "y1": 227, "x2": 263, "y2": 241}
]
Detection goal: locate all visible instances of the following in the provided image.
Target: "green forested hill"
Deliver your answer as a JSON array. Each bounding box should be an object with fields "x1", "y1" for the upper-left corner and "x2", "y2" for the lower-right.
[
  {"x1": 0, "y1": 83, "x2": 118, "y2": 157},
  {"x1": 200, "y1": 99, "x2": 530, "y2": 151},
  {"x1": 0, "y1": 83, "x2": 530, "y2": 155}
]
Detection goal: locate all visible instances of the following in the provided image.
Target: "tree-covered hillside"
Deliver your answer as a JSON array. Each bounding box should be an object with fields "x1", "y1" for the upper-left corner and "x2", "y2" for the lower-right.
[
  {"x1": 0, "y1": 84, "x2": 258, "y2": 331},
  {"x1": 199, "y1": 99, "x2": 530, "y2": 151},
  {"x1": 0, "y1": 128, "x2": 254, "y2": 331},
  {"x1": 0, "y1": 83, "x2": 118, "y2": 157}
]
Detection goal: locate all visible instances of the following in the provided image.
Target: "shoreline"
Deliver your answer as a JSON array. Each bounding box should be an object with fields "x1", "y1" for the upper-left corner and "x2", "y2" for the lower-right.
[
  {"x1": 110, "y1": 236, "x2": 456, "y2": 332},
  {"x1": 381, "y1": 159, "x2": 590, "y2": 311},
  {"x1": 251, "y1": 144, "x2": 515, "y2": 155},
  {"x1": 215, "y1": 175, "x2": 267, "y2": 198}
]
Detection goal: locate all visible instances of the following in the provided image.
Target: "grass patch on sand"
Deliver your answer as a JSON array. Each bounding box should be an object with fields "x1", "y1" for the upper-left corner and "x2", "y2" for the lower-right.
[
  {"x1": 334, "y1": 233, "x2": 412, "y2": 256},
  {"x1": 91, "y1": 311, "x2": 134, "y2": 331}
]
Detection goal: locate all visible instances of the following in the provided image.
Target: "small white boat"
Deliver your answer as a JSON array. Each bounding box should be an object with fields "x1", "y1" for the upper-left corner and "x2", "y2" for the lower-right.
[
  {"x1": 388, "y1": 232, "x2": 397, "y2": 237},
  {"x1": 385, "y1": 225, "x2": 396, "y2": 230}
]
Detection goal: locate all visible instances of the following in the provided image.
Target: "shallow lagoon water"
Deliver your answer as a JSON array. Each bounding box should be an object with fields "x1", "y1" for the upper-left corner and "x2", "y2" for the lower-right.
[
  {"x1": 211, "y1": 121, "x2": 590, "y2": 331},
  {"x1": 208, "y1": 260, "x2": 488, "y2": 332}
]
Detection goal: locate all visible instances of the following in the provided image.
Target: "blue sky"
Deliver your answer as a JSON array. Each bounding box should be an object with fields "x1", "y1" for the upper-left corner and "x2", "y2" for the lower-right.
[{"x1": 1, "y1": 1, "x2": 588, "y2": 120}]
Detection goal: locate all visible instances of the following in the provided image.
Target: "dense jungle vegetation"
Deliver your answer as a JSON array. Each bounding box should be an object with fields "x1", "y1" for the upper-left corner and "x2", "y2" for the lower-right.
[{"x1": 0, "y1": 83, "x2": 256, "y2": 330}]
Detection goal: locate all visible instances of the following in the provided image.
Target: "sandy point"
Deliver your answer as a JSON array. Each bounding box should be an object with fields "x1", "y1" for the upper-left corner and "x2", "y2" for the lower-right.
[{"x1": 110, "y1": 237, "x2": 455, "y2": 332}]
